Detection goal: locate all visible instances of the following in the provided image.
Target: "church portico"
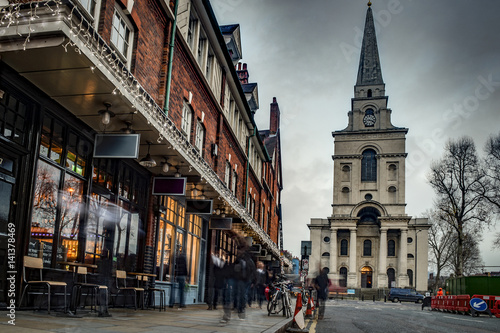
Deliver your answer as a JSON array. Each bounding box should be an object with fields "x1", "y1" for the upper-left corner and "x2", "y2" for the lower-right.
[{"x1": 308, "y1": 2, "x2": 429, "y2": 293}]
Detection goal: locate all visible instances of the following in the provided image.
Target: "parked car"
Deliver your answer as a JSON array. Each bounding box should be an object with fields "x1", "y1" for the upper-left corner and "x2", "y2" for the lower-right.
[{"x1": 388, "y1": 288, "x2": 425, "y2": 303}]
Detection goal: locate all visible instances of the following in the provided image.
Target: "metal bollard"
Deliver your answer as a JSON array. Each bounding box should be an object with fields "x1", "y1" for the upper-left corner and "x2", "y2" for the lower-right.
[
  {"x1": 362, "y1": 295, "x2": 364, "y2": 301},
  {"x1": 384, "y1": 295, "x2": 387, "y2": 302},
  {"x1": 373, "y1": 295, "x2": 375, "y2": 302}
]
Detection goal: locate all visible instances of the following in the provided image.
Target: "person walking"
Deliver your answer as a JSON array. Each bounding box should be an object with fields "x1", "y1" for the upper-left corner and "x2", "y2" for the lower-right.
[
  {"x1": 255, "y1": 261, "x2": 266, "y2": 309},
  {"x1": 313, "y1": 267, "x2": 331, "y2": 320},
  {"x1": 169, "y1": 248, "x2": 188, "y2": 309}
]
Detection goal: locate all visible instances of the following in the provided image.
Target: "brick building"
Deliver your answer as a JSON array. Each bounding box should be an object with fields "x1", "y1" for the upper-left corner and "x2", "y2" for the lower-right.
[{"x1": 0, "y1": 0, "x2": 286, "y2": 308}]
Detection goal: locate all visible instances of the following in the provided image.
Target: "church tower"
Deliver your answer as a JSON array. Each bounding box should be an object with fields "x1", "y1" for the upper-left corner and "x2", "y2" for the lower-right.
[{"x1": 308, "y1": 2, "x2": 429, "y2": 293}]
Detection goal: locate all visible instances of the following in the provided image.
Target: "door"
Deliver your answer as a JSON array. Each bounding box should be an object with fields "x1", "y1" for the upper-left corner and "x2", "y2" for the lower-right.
[
  {"x1": 360, "y1": 266, "x2": 373, "y2": 288},
  {"x1": 0, "y1": 152, "x2": 20, "y2": 306}
]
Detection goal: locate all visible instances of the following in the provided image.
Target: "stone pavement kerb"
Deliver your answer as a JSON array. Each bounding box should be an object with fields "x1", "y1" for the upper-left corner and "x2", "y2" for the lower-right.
[{"x1": 1, "y1": 303, "x2": 293, "y2": 333}]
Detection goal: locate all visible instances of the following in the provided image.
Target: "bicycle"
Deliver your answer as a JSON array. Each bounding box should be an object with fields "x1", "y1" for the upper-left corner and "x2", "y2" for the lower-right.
[{"x1": 267, "y1": 280, "x2": 293, "y2": 318}]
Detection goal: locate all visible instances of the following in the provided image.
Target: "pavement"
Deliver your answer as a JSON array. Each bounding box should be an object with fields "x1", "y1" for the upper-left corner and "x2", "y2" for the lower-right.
[{"x1": 0, "y1": 303, "x2": 293, "y2": 333}]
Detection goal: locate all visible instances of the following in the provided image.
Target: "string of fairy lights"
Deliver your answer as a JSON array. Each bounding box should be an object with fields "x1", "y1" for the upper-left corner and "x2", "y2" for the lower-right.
[{"x1": 0, "y1": 0, "x2": 288, "y2": 262}]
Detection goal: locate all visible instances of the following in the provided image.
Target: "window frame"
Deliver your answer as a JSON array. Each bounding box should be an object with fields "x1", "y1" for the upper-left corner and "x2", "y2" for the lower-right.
[
  {"x1": 361, "y1": 149, "x2": 377, "y2": 182},
  {"x1": 363, "y1": 239, "x2": 372, "y2": 257},
  {"x1": 110, "y1": 4, "x2": 134, "y2": 66},
  {"x1": 194, "y1": 120, "x2": 205, "y2": 155},
  {"x1": 340, "y1": 239, "x2": 348, "y2": 256},
  {"x1": 181, "y1": 102, "x2": 193, "y2": 141}
]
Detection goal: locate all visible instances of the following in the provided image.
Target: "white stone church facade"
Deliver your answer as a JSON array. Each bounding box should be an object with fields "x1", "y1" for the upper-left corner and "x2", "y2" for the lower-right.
[{"x1": 308, "y1": 3, "x2": 429, "y2": 293}]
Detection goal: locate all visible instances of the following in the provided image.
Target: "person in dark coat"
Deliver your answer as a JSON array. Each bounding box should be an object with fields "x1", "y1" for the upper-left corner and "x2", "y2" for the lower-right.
[
  {"x1": 313, "y1": 267, "x2": 331, "y2": 320},
  {"x1": 169, "y1": 249, "x2": 188, "y2": 309},
  {"x1": 255, "y1": 261, "x2": 267, "y2": 309}
]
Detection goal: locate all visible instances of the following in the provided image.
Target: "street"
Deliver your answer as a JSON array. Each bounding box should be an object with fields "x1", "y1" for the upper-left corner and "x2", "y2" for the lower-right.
[{"x1": 305, "y1": 299, "x2": 500, "y2": 333}]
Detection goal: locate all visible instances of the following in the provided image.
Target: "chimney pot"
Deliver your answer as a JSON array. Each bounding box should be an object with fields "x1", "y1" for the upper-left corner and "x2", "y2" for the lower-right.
[{"x1": 243, "y1": 63, "x2": 247, "y2": 70}]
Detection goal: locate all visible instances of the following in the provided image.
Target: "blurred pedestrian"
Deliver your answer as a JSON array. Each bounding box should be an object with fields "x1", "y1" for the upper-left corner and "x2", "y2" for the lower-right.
[
  {"x1": 255, "y1": 261, "x2": 266, "y2": 309},
  {"x1": 313, "y1": 267, "x2": 331, "y2": 320},
  {"x1": 169, "y1": 247, "x2": 188, "y2": 309},
  {"x1": 208, "y1": 253, "x2": 226, "y2": 310}
]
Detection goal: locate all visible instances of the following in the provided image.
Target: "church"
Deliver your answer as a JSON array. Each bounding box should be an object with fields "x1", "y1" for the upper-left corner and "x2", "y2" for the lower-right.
[{"x1": 308, "y1": 3, "x2": 429, "y2": 293}]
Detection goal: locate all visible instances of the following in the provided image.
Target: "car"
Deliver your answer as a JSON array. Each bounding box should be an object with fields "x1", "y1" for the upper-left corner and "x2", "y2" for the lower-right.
[{"x1": 388, "y1": 288, "x2": 425, "y2": 303}]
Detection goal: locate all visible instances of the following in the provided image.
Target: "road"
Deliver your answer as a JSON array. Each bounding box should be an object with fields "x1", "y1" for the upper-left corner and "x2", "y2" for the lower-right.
[{"x1": 302, "y1": 299, "x2": 500, "y2": 333}]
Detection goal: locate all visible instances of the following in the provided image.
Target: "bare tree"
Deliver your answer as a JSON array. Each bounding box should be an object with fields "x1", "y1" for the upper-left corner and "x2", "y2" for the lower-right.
[
  {"x1": 428, "y1": 137, "x2": 491, "y2": 277},
  {"x1": 426, "y1": 209, "x2": 454, "y2": 290},
  {"x1": 449, "y1": 230, "x2": 484, "y2": 276},
  {"x1": 484, "y1": 132, "x2": 500, "y2": 249}
]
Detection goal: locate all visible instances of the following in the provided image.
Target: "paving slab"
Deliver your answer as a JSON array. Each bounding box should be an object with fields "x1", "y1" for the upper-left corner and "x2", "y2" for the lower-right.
[{"x1": 0, "y1": 304, "x2": 292, "y2": 333}]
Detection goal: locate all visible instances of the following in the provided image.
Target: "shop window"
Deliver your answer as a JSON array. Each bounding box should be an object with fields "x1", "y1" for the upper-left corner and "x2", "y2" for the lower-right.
[
  {"x1": 340, "y1": 239, "x2": 348, "y2": 256},
  {"x1": 363, "y1": 239, "x2": 372, "y2": 256}
]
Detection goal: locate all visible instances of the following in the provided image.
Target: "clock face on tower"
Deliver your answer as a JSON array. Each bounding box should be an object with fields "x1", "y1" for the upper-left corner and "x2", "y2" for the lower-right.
[{"x1": 363, "y1": 109, "x2": 376, "y2": 127}]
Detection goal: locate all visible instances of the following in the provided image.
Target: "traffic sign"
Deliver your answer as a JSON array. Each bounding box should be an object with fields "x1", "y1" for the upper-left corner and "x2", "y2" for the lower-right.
[{"x1": 470, "y1": 298, "x2": 488, "y2": 312}]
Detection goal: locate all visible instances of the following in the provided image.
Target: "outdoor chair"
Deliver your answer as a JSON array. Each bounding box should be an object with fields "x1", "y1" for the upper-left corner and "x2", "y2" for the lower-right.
[
  {"x1": 20, "y1": 256, "x2": 67, "y2": 314},
  {"x1": 71, "y1": 266, "x2": 109, "y2": 315},
  {"x1": 111, "y1": 270, "x2": 144, "y2": 310},
  {"x1": 137, "y1": 275, "x2": 166, "y2": 311}
]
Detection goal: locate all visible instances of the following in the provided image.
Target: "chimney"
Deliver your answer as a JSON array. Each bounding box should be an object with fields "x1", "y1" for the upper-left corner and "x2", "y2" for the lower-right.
[
  {"x1": 270, "y1": 97, "x2": 280, "y2": 135},
  {"x1": 236, "y1": 62, "x2": 249, "y2": 84}
]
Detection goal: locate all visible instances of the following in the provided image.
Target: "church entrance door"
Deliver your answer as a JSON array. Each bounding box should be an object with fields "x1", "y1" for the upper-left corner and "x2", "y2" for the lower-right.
[{"x1": 361, "y1": 266, "x2": 373, "y2": 288}]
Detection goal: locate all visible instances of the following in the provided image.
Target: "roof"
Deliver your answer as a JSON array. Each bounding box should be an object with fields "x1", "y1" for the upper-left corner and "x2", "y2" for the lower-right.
[
  {"x1": 220, "y1": 24, "x2": 239, "y2": 34},
  {"x1": 242, "y1": 82, "x2": 257, "y2": 93},
  {"x1": 356, "y1": 7, "x2": 384, "y2": 86}
]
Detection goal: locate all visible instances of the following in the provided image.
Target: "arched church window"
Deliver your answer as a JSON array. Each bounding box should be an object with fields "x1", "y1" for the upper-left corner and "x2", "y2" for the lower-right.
[
  {"x1": 407, "y1": 269, "x2": 414, "y2": 287},
  {"x1": 363, "y1": 239, "x2": 372, "y2": 256},
  {"x1": 388, "y1": 239, "x2": 395, "y2": 256},
  {"x1": 387, "y1": 268, "x2": 395, "y2": 288},
  {"x1": 407, "y1": 253, "x2": 414, "y2": 259},
  {"x1": 340, "y1": 239, "x2": 348, "y2": 256},
  {"x1": 322, "y1": 252, "x2": 330, "y2": 257},
  {"x1": 388, "y1": 186, "x2": 397, "y2": 203},
  {"x1": 323, "y1": 236, "x2": 330, "y2": 243},
  {"x1": 341, "y1": 187, "x2": 350, "y2": 204},
  {"x1": 339, "y1": 267, "x2": 348, "y2": 287},
  {"x1": 388, "y1": 163, "x2": 397, "y2": 181},
  {"x1": 367, "y1": 89, "x2": 372, "y2": 97},
  {"x1": 361, "y1": 149, "x2": 377, "y2": 182},
  {"x1": 342, "y1": 165, "x2": 351, "y2": 182}
]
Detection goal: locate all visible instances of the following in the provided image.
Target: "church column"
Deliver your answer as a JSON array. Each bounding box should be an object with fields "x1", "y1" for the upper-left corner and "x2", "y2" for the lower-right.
[
  {"x1": 378, "y1": 228, "x2": 388, "y2": 288},
  {"x1": 329, "y1": 228, "x2": 338, "y2": 280},
  {"x1": 347, "y1": 228, "x2": 357, "y2": 288},
  {"x1": 398, "y1": 228, "x2": 409, "y2": 287}
]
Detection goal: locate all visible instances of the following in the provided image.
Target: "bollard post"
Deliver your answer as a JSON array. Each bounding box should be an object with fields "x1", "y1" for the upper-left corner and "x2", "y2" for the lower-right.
[
  {"x1": 384, "y1": 295, "x2": 387, "y2": 302},
  {"x1": 373, "y1": 295, "x2": 375, "y2": 302},
  {"x1": 362, "y1": 295, "x2": 364, "y2": 301}
]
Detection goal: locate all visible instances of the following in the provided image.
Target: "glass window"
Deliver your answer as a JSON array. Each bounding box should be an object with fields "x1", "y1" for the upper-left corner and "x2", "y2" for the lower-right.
[
  {"x1": 77, "y1": 0, "x2": 99, "y2": 18},
  {"x1": 187, "y1": 12, "x2": 196, "y2": 50},
  {"x1": 388, "y1": 239, "x2": 395, "y2": 257},
  {"x1": 58, "y1": 174, "x2": 84, "y2": 262},
  {"x1": 0, "y1": 91, "x2": 29, "y2": 146},
  {"x1": 340, "y1": 239, "x2": 348, "y2": 256},
  {"x1": 339, "y1": 267, "x2": 347, "y2": 287},
  {"x1": 231, "y1": 170, "x2": 237, "y2": 195},
  {"x1": 29, "y1": 160, "x2": 61, "y2": 266},
  {"x1": 407, "y1": 269, "x2": 413, "y2": 287},
  {"x1": 111, "y1": 6, "x2": 132, "y2": 61},
  {"x1": 363, "y1": 239, "x2": 372, "y2": 256},
  {"x1": 181, "y1": 103, "x2": 193, "y2": 140},
  {"x1": 361, "y1": 149, "x2": 377, "y2": 182},
  {"x1": 224, "y1": 162, "x2": 231, "y2": 186},
  {"x1": 84, "y1": 193, "x2": 109, "y2": 265},
  {"x1": 195, "y1": 121, "x2": 204, "y2": 154}
]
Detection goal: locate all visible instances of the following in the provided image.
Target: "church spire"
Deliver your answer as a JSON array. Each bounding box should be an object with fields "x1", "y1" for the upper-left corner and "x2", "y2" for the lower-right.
[{"x1": 356, "y1": 4, "x2": 384, "y2": 86}]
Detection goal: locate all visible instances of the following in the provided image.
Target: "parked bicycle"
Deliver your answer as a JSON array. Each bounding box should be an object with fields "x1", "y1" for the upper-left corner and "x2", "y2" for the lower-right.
[{"x1": 267, "y1": 279, "x2": 293, "y2": 318}]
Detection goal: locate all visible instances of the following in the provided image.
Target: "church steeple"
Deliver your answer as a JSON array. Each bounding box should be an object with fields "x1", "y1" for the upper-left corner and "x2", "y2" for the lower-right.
[{"x1": 356, "y1": 3, "x2": 384, "y2": 86}]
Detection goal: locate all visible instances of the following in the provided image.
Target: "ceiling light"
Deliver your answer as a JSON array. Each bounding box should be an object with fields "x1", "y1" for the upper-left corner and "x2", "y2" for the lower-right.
[
  {"x1": 162, "y1": 159, "x2": 170, "y2": 173},
  {"x1": 121, "y1": 121, "x2": 135, "y2": 134},
  {"x1": 174, "y1": 166, "x2": 181, "y2": 178},
  {"x1": 98, "y1": 102, "x2": 115, "y2": 125},
  {"x1": 139, "y1": 142, "x2": 156, "y2": 167}
]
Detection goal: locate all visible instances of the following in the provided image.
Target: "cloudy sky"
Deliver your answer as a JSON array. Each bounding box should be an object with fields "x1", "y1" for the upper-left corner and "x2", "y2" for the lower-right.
[{"x1": 211, "y1": 0, "x2": 500, "y2": 268}]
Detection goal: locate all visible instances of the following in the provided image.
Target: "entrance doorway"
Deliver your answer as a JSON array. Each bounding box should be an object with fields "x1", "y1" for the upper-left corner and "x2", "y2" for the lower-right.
[
  {"x1": 387, "y1": 268, "x2": 395, "y2": 288},
  {"x1": 0, "y1": 151, "x2": 20, "y2": 306},
  {"x1": 361, "y1": 266, "x2": 373, "y2": 288}
]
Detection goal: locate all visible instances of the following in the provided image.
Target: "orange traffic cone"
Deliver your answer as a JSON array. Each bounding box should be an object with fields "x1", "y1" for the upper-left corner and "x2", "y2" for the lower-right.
[
  {"x1": 291, "y1": 292, "x2": 306, "y2": 329},
  {"x1": 305, "y1": 292, "x2": 315, "y2": 318}
]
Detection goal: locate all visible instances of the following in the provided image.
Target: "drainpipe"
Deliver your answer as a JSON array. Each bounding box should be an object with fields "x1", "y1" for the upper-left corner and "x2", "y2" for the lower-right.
[
  {"x1": 163, "y1": 0, "x2": 179, "y2": 115},
  {"x1": 244, "y1": 127, "x2": 256, "y2": 208}
]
